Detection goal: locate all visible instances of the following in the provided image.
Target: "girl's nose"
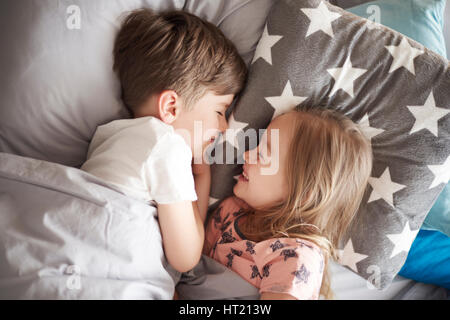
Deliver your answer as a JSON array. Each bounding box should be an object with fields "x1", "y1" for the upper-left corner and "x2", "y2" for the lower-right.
[{"x1": 243, "y1": 150, "x2": 250, "y2": 164}]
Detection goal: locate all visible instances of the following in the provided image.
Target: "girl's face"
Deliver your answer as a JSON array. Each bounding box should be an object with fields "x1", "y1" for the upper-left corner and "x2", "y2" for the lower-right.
[{"x1": 233, "y1": 112, "x2": 295, "y2": 209}]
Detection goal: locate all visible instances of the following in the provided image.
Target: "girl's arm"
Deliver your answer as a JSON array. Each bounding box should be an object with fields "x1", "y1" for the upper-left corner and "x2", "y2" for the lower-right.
[{"x1": 260, "y1": 292, "x2": 296, "y2": 300}]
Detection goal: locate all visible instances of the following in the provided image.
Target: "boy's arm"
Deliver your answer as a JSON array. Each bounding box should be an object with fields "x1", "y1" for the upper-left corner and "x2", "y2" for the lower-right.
[
  {"x1": 158, "y1": 201, "x2": 204, "y2": 273},
  {"x1": 192, "y1": 163, "x2": 211, "y2": 223}
]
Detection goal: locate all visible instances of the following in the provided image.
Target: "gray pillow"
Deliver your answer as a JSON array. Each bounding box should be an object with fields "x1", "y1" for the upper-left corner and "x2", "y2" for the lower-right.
[
  {"x1": 184, "y1": 0, "x2": 275, "y2": 66},
  {"x1": 0, "y1": 0, "x2": 184, "y2": 168},
  {"x1": 209, "y1": 0, "x2": 450, "y2": 289}
]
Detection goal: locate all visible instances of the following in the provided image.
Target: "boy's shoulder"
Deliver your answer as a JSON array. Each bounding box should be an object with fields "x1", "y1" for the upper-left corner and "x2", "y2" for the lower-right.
[
  {"x1": 87, "y1": 116, "x2": 188, "y2": 162},
  {"x1": 98, "y1": 116, "x2": 171, "y2": 135},
  {"x1": 92, "y1": 116, "x2": 178, "y2": 146}
]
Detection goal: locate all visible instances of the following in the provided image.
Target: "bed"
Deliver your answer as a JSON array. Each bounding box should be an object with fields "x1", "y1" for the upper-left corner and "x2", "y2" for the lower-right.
[{"x1": 0, "y1": 0, "x2": 449, "y2": 300}]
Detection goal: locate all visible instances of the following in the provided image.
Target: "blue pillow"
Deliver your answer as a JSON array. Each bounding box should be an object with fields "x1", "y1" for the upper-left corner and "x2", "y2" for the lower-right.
[
  {"x1": 422, "y1": 183, "x2": 450, "y2": 237},
  {"x1": 398, "y1": 229, "x2": 450, "y2": 289},
  {"x1": 346, "y1": 0, "x2": 447, "y2": 58}
]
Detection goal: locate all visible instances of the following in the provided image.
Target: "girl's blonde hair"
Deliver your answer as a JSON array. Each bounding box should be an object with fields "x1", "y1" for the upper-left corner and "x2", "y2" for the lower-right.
[{"x1": 239, "y1": 106, "x2": 373, "y2": 299}]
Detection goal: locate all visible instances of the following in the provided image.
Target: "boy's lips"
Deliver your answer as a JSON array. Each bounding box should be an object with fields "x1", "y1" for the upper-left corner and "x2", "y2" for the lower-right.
[{"x1": 209, "y1": 133, "x2": 221, "y2": 144}]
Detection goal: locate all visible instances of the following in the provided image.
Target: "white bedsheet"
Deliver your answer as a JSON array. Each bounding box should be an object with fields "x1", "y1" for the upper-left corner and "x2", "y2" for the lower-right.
[{"x1": 329, "y1": 261, "x2": 448, "y2": 300}]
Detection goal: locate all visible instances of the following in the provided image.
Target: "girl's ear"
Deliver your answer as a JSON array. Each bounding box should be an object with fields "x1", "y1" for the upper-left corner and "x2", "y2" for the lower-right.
[{"x1": 158, "y1": 90, "x2": 182, "y2": 124}]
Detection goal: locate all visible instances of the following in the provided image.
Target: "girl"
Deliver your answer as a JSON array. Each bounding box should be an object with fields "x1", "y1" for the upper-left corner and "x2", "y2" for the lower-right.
[{"x1": 204, "y1": 106, "x2": 373, "y2": 300}]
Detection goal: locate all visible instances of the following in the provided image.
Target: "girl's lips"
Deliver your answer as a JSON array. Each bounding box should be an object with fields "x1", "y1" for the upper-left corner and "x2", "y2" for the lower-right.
[
  {"x1": 238, "y1": 174, "x2": 248, "y2": 182},
  {"x1": 238, "y1": 167, "x2": 249, "y2": 182}
]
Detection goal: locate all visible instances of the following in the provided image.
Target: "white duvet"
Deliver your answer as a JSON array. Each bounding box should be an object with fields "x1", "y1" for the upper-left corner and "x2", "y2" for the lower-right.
[{"x1": 0, "y1": 153, "x2": 176, "y2": 299}]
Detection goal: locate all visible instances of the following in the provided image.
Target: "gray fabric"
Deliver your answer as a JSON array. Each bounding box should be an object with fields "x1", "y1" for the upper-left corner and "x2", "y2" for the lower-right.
[
  {"x1": 392, "y1": 281, "x2": 449, "y2": 300},
  {"x1": 329, "y1": 260, "x2": 449, "y2": 300},
  {"x1": 0, "y1": 0, "x2": 185, "y2": 168},
  {"x1": 191, "y1": 0, "x2": 276, "y2": 66},
  {"x1": 0, "y1": 0, "x2": 273, "y2": 168},
  {"x1": 0, "y1": 152, "x2": 176, "y2": 299},
  {"x1": 176, "y1": 255, "x2": 450, "y2": 300},
  {"x1": 209, "y1": 0, "x2": 450, "y2": 290},
  {"x1": 177, "y1": 255, "x2": 259, "y2": 300}
]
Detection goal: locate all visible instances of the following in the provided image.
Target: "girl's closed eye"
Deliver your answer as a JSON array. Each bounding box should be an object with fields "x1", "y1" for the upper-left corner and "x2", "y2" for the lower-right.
[
  {"x1": 258, "y1": 142, "x2": 271, "y2": 165},
  {"x1": 216, "y1": 111, "x2": 224, "y2": 116},
  {"x1": 258, "y1": 147, "x2": 268, "y2": 162}
]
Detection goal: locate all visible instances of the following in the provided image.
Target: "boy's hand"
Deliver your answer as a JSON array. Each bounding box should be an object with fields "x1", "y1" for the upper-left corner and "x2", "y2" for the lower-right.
[{"x1": 192, "y1": 162, "x2": 211, "y2": 223}]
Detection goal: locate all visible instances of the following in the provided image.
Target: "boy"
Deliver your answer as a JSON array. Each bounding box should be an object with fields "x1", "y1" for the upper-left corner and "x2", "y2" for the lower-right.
[{"x1": 81, "y1": 9, "x2": 247, "y2": 273}]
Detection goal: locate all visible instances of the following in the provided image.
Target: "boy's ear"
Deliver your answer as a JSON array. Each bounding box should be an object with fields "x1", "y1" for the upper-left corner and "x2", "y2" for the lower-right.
[{"x1": 158, "y1": 90, "x2": 182, "y2": 124}]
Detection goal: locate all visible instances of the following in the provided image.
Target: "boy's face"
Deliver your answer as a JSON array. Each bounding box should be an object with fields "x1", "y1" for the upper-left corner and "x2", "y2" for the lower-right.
[{"x1": 173, "y1": 91, "x2": 234, "y2": 162}]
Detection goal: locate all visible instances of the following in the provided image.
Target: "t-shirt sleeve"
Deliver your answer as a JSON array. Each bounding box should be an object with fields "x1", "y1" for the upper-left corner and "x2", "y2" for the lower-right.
[
  {"x1": 254, "y1": 239, "x2": 324, "y2": 300},
  {"x1": 145, "y1": 132, "x2": 197, "y2": 204}
]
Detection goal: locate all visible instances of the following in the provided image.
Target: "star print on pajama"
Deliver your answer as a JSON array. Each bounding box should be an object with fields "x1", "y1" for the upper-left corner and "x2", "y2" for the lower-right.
[{"x1": 205, "y1": 196, "x2": 325, "y2": 300}]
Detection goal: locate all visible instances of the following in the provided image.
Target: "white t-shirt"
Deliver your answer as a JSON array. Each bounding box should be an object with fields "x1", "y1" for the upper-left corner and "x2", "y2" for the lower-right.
[{"x1": 81, "y1": 116, "x2": 197, "y2": 204}]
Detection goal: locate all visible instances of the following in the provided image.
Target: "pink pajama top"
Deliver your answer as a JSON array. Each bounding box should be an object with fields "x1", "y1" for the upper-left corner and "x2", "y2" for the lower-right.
[{"x1": 205, "y1": 196, "x2": 325, "y2": 300}]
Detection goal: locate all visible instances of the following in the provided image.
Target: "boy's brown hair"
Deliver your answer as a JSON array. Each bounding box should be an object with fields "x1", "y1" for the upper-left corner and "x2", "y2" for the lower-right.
[{"x1": 113, "y1": 9, "x2": 248, "y2": 116}]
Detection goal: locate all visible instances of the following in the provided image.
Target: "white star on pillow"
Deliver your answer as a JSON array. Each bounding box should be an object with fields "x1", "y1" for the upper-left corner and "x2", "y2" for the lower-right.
[
  {"x1": 406, "y1": 91, "x2": 450, "y2": 137},
  {"x1": 208, "y1": 197, "x2": 220, "y2": 206},
  {"x1": 367, "y1": 167, "x2": 407, "y2": 208},
  {"x1": 252, "y1": 24, "x2": 283, "y2": 65},
  {"x1": 265, "y1": 81, "x2": 307, "y2": 119},
  {"x1": 327, "y1": 56, "x2": 367, "y2": 98},
  {"x1": 386, "y1": 221, "x2": 419, "y2": 258},
  {"x1": 301, "y1": 1, "x2": 341, "y2": 38},
  {"x1": 336, "y1": 239, "x2": 369, "y2": 273},
  {"x1": 385, "y1": 37, "x2": 424, "y2": 75},
  {"x1": 358, "y1": 113, "x2": 385, "y2": 144},
  {"x1": 220, "y1": 113, "x2": 249, "y2": 150},
  {"x1": 427, "y1": 156, "x2": 450, "y2": 189}
]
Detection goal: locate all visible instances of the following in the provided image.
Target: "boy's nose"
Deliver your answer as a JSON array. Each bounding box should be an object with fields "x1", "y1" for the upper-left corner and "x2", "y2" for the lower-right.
[{"x1": 219, "y1": 117, "x2": 228, "y2": 133}]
